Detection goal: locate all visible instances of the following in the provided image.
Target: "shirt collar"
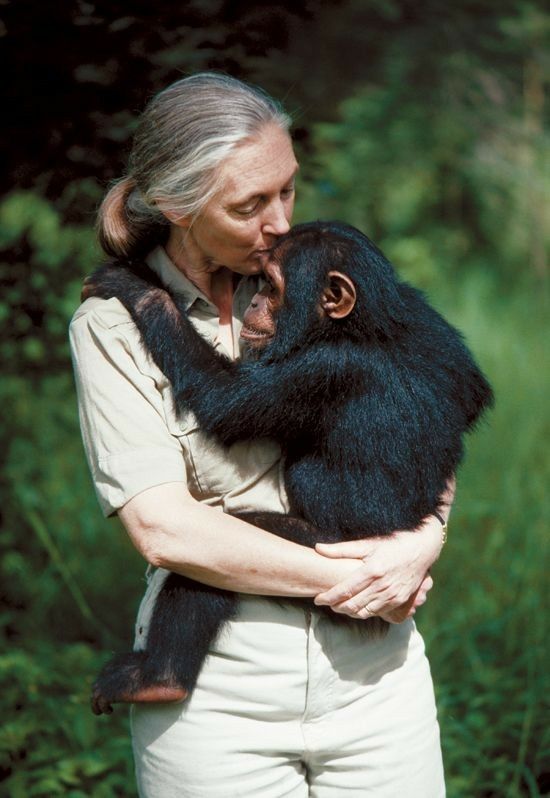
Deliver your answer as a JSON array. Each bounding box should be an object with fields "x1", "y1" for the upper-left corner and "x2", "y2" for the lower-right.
[
  {"x1": 145, "y1": 245, "x2": 210, "y2": 312},
  {"x1": 145, "y1": 245, "x2": 263, "y2": 316}
]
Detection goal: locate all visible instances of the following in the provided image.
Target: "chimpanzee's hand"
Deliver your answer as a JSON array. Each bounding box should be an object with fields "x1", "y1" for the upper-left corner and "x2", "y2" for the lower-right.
[
  {"x1": 313, "y1": 516, "x2": 444, "y2": 621},
  {"x1": 81, "y1": 274, "x2": 100, "y2": 302}
]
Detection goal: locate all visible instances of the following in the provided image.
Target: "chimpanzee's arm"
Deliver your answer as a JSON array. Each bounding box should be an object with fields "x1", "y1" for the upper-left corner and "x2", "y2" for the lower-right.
[
  {"x1": 83, "y1": 263, "x2": 358, "y2": 446},
  {"x1": 167, "y1": 328, "x2": 354, "y2": 445},
  {"x1": 83, "y1": 261, "x2": 234, "y2": 380},
  {"x1": 146, "y1": 299, "x2": 363, "y2": 445}
]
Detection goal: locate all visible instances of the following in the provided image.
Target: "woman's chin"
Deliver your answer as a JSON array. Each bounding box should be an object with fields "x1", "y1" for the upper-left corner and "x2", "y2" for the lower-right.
[
  {"x1": 249, "y1": 250, "x2": 272, "y2": 268},
  {"x1": 230, "y1": 260, "x2": 263, "y2": 276}
]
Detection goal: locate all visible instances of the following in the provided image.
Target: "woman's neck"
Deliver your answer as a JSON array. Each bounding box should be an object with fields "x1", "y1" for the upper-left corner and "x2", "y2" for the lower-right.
[
  {"x1": 165, "y1": 227, "x2": 235, "y2": 313},
  {"x1": 165, "y1": 225, "x2": 236, "y2": 356}
]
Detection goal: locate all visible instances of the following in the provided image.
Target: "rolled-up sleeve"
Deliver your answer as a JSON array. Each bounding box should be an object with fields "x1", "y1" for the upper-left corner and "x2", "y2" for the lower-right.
[{"x1": 69, "y1": 297, "x2": 187, "y2": 516}]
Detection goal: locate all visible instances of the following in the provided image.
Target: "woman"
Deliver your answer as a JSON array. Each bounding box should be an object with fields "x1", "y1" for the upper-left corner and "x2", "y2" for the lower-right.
[{"x1": 70, "y1": 73, "x2": 452, "y2": 797}]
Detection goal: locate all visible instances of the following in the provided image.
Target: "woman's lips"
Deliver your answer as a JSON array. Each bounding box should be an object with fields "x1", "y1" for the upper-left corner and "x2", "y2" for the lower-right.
[{"x1": 250, "y1": 249, "x2": 272, "y2": 263}]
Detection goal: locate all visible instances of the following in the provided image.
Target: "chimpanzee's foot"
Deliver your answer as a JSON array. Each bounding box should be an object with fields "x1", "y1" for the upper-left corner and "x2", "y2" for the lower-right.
[
  {"x1": 91, "y1": 652, "x2": 188, "y2": 715},
  {"x1": 91, "y1": 682, "x2": 188, "y2": 715}
]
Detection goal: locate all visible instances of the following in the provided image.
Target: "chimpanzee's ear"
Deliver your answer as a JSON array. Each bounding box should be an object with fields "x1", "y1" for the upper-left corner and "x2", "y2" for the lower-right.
[{"x1": 321, "y1": 271, "x2": 357, "y2": 319}]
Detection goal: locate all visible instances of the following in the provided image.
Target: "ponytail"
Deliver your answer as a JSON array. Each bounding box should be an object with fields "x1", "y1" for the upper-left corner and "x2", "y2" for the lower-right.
[{"x1": 97, "y1": 176, "x2": 167, "y2": 259}]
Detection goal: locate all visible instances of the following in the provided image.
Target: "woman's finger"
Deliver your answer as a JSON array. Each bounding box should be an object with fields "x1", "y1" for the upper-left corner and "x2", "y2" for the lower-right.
[
  {"x1": 319, "y1": 570, "x2": 434, "y2": 617},
  {"x1": 380, "y1": 575, "x2": 434, "y2": 622},
  {"x1": 314, "y1": 566, "x2": 383, "y2": 606},
  {"x1": 332, "y1": 590, "x2": 417, "y2": 622},
  {"x1": 380, "y1": 605, "x2": 414, "y2": 623},
  {"x1": 416, "y1": 574, "x2": 433, "y2": 599},
  {"x1": 337, "y1": 588, "x2": 405, "y2": 616},
  {"x1": 315, "y1": 539, "x2": 377, "y2": 559},
  {"x1": 328, "y1": 590, "x2": 399, "y2": 619}
]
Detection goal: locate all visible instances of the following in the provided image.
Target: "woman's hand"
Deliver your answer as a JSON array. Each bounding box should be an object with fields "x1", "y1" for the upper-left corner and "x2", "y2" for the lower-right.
[
  {"x1": 314, "y1": 479, "x2": 455, "y2": 621},
  {"x1": 380, "y1": 573, "x2": 434, "y2": 623},
  {"x1": 313, "y1": 521, "x2": 441, "y2": 621}
]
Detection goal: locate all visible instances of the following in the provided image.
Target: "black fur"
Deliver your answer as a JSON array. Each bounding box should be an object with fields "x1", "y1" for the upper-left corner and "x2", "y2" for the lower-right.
[{"x1": 85, "y1": 221, "x2": 493, "y2": 713}]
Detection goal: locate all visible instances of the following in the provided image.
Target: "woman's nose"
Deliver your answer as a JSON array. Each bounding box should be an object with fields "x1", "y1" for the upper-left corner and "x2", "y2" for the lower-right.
[{"x1": 262, "y1": 200, "x2": 291, "y2": 236}]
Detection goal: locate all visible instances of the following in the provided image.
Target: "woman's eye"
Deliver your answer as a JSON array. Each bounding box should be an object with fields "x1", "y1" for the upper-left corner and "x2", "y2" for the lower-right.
[
  {"x1": 233, "y1": 184, "x2": 294, "y2": 217},
  {"x1": 234, "y1": 204, "x2": 259, "y2": 217}
]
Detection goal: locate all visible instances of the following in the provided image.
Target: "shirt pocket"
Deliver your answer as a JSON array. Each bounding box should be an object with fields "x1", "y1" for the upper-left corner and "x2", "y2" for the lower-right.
[
  {"x1": 166, "y1": 409, "x2": 286, "y2": 511},
  {"x1": 165, "y1": 410, "x2": 208, "y2": 496}
]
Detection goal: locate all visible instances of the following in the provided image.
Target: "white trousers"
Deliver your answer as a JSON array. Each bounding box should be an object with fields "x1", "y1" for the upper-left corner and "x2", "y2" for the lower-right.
[{"x1": 131, "y1": 570, "x2": 445, "y2": 797}]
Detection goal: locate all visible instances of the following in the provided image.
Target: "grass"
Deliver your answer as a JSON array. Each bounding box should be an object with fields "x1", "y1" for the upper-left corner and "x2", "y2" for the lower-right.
[{"x1": 419, "y1": 274, "x2": 549, "y2": 797}]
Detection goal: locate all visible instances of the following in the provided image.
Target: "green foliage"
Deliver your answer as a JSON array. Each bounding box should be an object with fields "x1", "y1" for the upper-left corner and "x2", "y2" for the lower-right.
[
  {"x1": 0, "y1": 373, "x2": 143, "y2": 795},
  {"x1": 0, "y1": 189, "x2": 100, "y2": 375},
  {"x1": 297, "y1": 91, "x2": 549, "y2": 295},
  {"x1": 0, "y1": 373, "x2": 144, "y2": 645},
  {"x1": 293, "y1": 1, "x2": 549, "y2": 294},
  {"x1": 418, "y1": 281, "x2": 549, "y2": 797},
  {"x1": 0, "y1": 643, "x2": 133, "y2": 796}
]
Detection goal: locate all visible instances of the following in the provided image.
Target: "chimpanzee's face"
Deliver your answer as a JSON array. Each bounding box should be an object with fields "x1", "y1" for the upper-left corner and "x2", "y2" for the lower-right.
[
  {"x1": 240, "y1": 259, "x2": 285, "y2": 348},
  {"x1": 241, "y1": 233, "x2": 357, "y2": 350}
]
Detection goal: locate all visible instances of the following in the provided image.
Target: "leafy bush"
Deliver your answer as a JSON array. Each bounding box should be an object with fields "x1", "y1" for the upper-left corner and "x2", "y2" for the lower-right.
[
  {"x1": 0, "y1": 643, "x2": 134, "y2": 797},
  {"x1": 420, "y1": 281, "x2": 549, "y2": 797},
  {"x1": 0, "y1": 189, "x2": 100, "y2": 376}
]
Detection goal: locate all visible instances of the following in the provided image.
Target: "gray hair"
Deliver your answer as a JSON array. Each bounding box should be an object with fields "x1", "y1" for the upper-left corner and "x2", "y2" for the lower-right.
[{"x1": 98, "y1": 73, "x2": 291, "y2": 258}]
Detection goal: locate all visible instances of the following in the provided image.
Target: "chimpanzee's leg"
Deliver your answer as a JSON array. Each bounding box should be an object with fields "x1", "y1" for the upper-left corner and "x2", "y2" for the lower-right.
[
  {"x1": 234, "y1": 512, "x2": 340, "y2": 547},
  {"x1": 91, "y1": 513, "x2": 325, "y2": 715},
  {"x1": 91, "y1": 574, "x2": 238, "y2": 715}
]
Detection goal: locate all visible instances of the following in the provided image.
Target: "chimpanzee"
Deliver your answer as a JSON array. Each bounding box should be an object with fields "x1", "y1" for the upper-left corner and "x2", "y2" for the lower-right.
[{"x1": 84, "y1": 221, "x2": 493, "y2": 715}]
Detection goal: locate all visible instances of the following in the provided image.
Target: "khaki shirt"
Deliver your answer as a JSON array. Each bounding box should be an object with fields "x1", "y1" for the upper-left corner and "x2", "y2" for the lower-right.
[{"x1": 69, "y1": 246, "x2": 288, "y2": 518}]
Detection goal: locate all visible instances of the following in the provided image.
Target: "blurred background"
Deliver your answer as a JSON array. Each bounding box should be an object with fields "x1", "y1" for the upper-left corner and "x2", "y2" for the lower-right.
[{"x1": 0, "y1": 1, "x2": 548, "y2": 796}]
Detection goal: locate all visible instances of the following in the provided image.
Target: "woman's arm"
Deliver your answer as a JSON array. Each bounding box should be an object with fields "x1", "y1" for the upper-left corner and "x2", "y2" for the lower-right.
[
  {"x1": 314, "y1": 477, "x2": 455, "y2": 621},
  {"x1": 120, "y1": 478, "x2": 454, "y2": 619},
  {"x1": 119, "y1": 481, "x2": 360, "y2": 597}
]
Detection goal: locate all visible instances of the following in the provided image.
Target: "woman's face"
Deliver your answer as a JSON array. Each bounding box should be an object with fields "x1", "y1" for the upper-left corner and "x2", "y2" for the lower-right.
[{"x1": 173, "y1": 123, "x2": 299, "y2": 275}]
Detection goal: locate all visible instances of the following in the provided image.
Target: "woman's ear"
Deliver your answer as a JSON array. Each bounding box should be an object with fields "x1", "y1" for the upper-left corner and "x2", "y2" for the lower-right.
[
  {"x1": 160, "y1": 208, "x2": 192, "y2": 229},
  {"x1": 321, "y1": 271, "x2": 357, "y2": 319}
]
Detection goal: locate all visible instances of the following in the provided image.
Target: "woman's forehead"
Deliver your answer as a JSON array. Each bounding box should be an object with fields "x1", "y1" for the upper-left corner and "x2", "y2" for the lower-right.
[{"x1": 216, "y1": 125, "x2": 298, "y2": 204}]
